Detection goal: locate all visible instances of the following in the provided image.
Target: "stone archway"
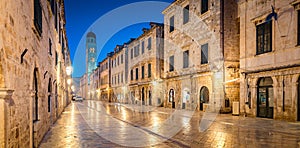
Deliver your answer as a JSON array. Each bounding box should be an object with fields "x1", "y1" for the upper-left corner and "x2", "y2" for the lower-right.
[{"x1": 200, "y1": 86, "x2": 209, "y2": 111}]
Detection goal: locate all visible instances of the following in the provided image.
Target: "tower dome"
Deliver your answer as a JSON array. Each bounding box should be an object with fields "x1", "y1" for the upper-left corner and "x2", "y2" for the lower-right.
[{"x1": 87, "y1": 32, "x2": 96, "y2": 38}]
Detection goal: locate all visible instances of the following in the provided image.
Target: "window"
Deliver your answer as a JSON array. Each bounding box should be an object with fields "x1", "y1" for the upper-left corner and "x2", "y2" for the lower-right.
[
  {"x1": 49, "y1": 0, "x2": 55, "y2": 14},
  {"x1": 48, "y1": 78, "x2": 52, "y2": 112},
  {"x1": 169, "y1": 56, "x2": 174, "y2": 72},
  {"x1": 134, "y1": 45, "x2": 139, "y2": 57},
  {"x1": 148, "y1": 38, "x2": 152, "y2": 50},
  {"x1": 33, "y1": 68, "x2": 39, "y2": 122},
  {"x1": 121, "y1": 54, "x2": 123, "y2": 64},
  {"x1": 201, "y1": 43, "x2": 208, "y2": 64},
  {"x1": 131, "y1": 48, "x2": 133, "y2": 59},
  {"x1": 34, "y1": 0, "x2": 42, "y2": 35},
  {"x1": 136, "y1": 68, "x2": 139, "y2": 80},
  {"x1": 131, "y1": 70, "x2": 133, "y2": 81},
  {"x1": 201, "y1": 0, "x2": 208, "y2": 14},
  {"x1": 183, "y1": 5, "x2": 189, "y2": 24},
  {"x1": 183, "y1": 50, "x2": 189, "y2": 68},
  {"x1": 142, "y1": 66, "x2": 145, "y2": 79},
  {"x1": 298, "y1": 10, "x2": 300, "y2": 45},
  {"x1": 121, "y1": 73, "x2": 123, "y2": 83},
  {"x1": 118, "y1": 74, "x2": 120, "y2": 84},
  {"x1": 170, "y1": 16, "x2": 174, "y2": 32},
  {"x1": 55, "y1": 3, "x2": 58, "y2": 32},
  {"x1": 142, "y1": 41, "x2": 145, "y2": 54},
  {"x1": 256, "y1": 21, "x2": 272, "y2": 54},
  {"x1": 117, "y1": 56, "x2": 119, "y2": 65},
  {"x1": 148, "y1": 64, "x2": 152, "y2": 78},
  {"x1": 55, "y1": 51, "x2": 58, "y2": 66},
  {"x1": 49, "y1": 39, "x2": 52, "y2": 56}
]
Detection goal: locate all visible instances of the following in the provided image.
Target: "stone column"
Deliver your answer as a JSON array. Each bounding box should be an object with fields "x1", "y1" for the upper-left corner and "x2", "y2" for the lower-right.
[{"x1": 0, "y1": 88, "x2": 14, "y2": 148}]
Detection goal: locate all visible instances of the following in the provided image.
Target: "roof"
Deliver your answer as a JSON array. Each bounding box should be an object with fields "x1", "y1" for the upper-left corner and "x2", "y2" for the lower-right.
[{"x1": 87, "y1": 32, "x2": 96, "y2": 38}]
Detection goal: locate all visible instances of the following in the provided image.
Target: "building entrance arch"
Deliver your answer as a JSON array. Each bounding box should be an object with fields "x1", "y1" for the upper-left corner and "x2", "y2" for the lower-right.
[
  {"x1": 257, "y1": 77, "x2": 274, "y2": 118},
  {"x1": 199, "y1": 86, "x2": 209, "y2": 111}
]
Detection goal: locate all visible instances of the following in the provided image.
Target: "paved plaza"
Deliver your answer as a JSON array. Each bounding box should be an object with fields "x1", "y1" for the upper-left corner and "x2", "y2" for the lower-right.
[{"x1": 39, "y1": 100, "x2": 300, "y2": 148}]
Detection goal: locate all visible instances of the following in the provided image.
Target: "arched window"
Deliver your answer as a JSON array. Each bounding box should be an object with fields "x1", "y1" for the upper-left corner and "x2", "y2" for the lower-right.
[{"x1": 33, "y1": 68, "x2": 39, "y2": 122}]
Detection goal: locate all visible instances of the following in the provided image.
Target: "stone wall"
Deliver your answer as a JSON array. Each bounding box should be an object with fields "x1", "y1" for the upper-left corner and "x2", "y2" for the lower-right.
[
  {"x1": 0, "y1": 0, "x2": 70, "y2": 147},
  {"x1": 239, "y1": 0, "x2": 300, "y2": 121},
  {"x1": 163, "y1": 0, "x2": 239, "y2": 111}
]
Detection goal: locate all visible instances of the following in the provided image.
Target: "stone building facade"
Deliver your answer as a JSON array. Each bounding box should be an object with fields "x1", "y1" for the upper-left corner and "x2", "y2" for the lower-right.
[
  {"x1": 126, "y1": 23, "x2": 164, "y2": 106},
  {"x1": 162, "y1": 0, "x2": 240, "y2": 112},
  {"x1": 239, "y1": 0, "x2": 300, "y2": 121},
  {"x1": 98, "y1": 53, "x2": 112, "y2": 102},
  {"x1": 0, "y1": 0, "x2": 71, "y2": 147},
  {"x1": 79, "y1": 73, "x2": 88, "y2": 100},
  {"x1": 110, "y1": 45, "x2": 126, "y2": 103}
]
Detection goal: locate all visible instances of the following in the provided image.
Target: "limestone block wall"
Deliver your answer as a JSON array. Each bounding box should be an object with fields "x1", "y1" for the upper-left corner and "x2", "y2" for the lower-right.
[
  {"x1": 239, "y1": 0, "x2": 300, "y2": 121},
  {"x1": 0, "y1": 0, "x2": 70, "y2": 147}
]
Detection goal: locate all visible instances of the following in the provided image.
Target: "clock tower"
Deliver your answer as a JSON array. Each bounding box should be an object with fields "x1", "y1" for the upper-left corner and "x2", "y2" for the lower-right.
[{"x1": 86, "y1": 32, "x2": 97, "y2": 84}]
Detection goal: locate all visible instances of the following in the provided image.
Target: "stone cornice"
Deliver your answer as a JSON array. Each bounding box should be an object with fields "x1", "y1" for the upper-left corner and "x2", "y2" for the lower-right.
[{"x1": 0, "y1": 88, "x2": 14, "y2": 100}]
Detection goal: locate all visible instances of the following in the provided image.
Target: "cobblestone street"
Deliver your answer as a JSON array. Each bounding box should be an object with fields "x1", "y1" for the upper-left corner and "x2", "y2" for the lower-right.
[{"x1": 40, "y1": 100, "x2": 300, "y2": 148}]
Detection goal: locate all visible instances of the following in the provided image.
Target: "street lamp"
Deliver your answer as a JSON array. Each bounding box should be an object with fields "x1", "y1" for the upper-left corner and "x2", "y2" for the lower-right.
[
  {"x1": 66, "y1": 66, "x2": 72, "y2": 76},
  {"x1": 67, "y1": 79, "x2": 72, "y2": 85}
]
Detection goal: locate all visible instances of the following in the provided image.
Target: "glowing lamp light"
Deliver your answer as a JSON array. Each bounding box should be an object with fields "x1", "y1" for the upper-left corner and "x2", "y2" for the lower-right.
[
  {"x1": 67, "y1": 79, "x2": 72, "y2": 85},
  {"x1": 66, "y1": 66, "x2": 72, "y2": 76}
]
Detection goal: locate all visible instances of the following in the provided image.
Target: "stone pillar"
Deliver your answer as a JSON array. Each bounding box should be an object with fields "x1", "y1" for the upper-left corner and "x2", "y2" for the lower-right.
[{"x1": 0, "y1": 88, "x2": 14, "y2": 148}]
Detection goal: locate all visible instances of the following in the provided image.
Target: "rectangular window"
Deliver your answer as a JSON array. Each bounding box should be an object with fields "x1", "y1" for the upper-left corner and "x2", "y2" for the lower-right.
[
  {"x1": 183, "y1": 50, "x2": 189, "y2": 68},
  {"x1": 33, "y1": 68, "x2": 39, "y2": 122},
  {"x1": 49, "y1": 0, "x2": 55, "y2": 14},
  {"x1": 135, "y1": 68, "x2": 139, "y2": 80},
  {"x1": 121, "y1": 54, "x2": 123, "y2": 64},
  {"x1": 55, "y1": 51, "x2": 58, "y2": 66},
  {"x1": 49, "y1": 39, "x2": 52, "y2": 56},
  {"x1": 170, "y1": 16, "x2": 174, "y2": 32},
  {"x1": 121, "y1": 73, "x2": 123, "y2": 83},
  {"x1": 148, "y1": 37, "x2": 152, "y2": 50},
  {"x1": 201, "y1": 0, "x2": 209, "y2": 14},
  {"x1": 117, "y1": 56, "x2": 119, "y2": 65},
  {"x1": 256, "y1": 21, "x2": 272, "y2": 55},
  {"x1": 34, "y1": 0, "x2": 42, "y2": 35},
  {"x1": 169, "y1": 56, "x2": 174, "y2": 72},
  {"x1": 131, "y1": 48, "x2": 133, "y2": 59},
  {"x1": 118, "y1": 74, "x2": 120, "y2": 84},
  {"x1": 142, "y1": 41, "x2": 145, "y2": 54},
  {"x1": 298, "y1": 10, "x2": 300, "y2": 45},
  {"x1": 55, "y1": 3, "x2": 58, "y2": 32},
  {"x1": 131, "y1": 70, "x2": 133, "y2": 81},
  {"x1": 148, "y1": 64, "x2": 152, "y2": 78},
  {"x1": 183, "y1": 5, "x2": 189, "y2": 24},
  {"x1": 142, "y1": 66, "x2": 145, "y2": 79},
  {"x1": 201, "y1": 43, "x2": 208, "y2": 64}
]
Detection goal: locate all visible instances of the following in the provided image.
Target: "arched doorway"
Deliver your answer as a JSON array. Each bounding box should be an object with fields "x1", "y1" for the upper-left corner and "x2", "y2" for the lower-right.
[
  {"x1": 257, "y1": 77, "x2": 273, "y2": 118},
  {"x1": 298, "y1": 77, "x2": 300, "y2": 121},
  {"x1": 200, "y1": 86, "x2": 209, "y2": 111},
  {"x1": 141, "y1": 87, "x2": 145, "y2": 105},
  {"x1": 169, "y1": 89, "x2": 175, "y2": 108}
]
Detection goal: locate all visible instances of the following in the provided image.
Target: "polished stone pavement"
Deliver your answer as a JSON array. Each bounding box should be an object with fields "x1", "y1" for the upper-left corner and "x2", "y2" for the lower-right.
[{"x1": 39, "y1": 100, "x2": 300, "y2": 148}]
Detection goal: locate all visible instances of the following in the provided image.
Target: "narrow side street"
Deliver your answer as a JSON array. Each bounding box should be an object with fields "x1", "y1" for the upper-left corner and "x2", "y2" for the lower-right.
[{"x1": 40, "y1": 100, "x2": 300, "y2": 148}]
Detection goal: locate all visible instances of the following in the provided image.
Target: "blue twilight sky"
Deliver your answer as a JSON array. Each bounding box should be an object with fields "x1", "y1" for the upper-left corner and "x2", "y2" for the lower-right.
[{"x1": 64, "y1": 0, "x2": 174, "y2": 77}]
